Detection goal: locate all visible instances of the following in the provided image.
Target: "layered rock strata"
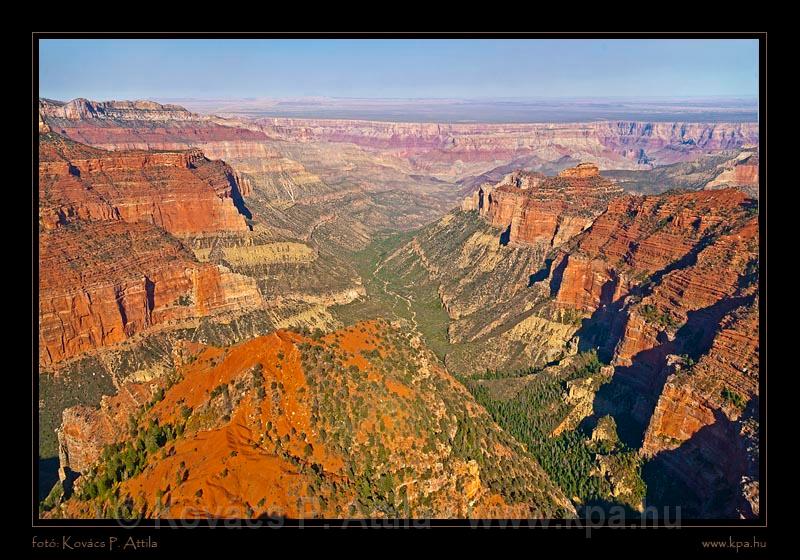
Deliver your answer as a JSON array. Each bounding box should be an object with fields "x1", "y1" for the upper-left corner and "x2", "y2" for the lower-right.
[
  {"x1": 39, "y1": 221, "x2": 262, "y2": 366},
  {"x1": 39, "y1": 133, "x2": 249, "y2": 235}
]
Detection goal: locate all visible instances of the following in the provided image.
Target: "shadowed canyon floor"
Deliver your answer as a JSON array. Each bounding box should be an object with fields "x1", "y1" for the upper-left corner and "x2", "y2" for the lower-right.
[{"x1": 38, "y1": 99, "x2": 760, "y2": 519}]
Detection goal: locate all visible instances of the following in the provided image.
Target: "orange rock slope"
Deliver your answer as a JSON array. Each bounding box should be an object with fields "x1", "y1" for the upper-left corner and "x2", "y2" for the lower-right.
[
  {"x1": 51, "y1": 321, "x2": 575, "y2": 520},
  {"x1": 39, "y1": 132, "x2": 249, "y2": 235}
]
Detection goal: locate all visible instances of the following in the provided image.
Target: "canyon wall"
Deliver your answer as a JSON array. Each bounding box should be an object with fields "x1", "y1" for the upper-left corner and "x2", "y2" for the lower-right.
[
  {"x1": 39, "y1": 221, "x2": 262, "y2": 366},
  {"x1": 480, "y1": 164, "x2": 624, "y2": 247},
  {"x1": 39, "y1": 99, "x2": 331, "y2": 205},
  {"x1": 550, "y1": 189, "x2": 757, "y2": 314},
  {"x1": 39, "y1": 133, "x2": 249, "y2": 235},
  {"x1": 407, "y1": 165, "x2": 760, "y2": 517},
  {"x1": 259, "y1": 117, "x2": 760, "y2": 173},
  {"x1": 544, "y1": 188, "x2": 759, "y2": 517}
]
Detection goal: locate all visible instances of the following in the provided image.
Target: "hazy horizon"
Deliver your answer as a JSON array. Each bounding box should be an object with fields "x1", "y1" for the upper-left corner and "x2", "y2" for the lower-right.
[
  {"x1": 41, "y1": 95, "x2": 759, "y2": 124},
  {"x1": 39, "y1": 39, "x2": 759, "y2": 102}
]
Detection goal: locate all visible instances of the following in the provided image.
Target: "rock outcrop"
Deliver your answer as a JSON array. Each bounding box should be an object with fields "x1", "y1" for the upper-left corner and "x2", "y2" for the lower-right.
[
  {"x1": 479, "y1": 165, "x2": 624, "y2": 247},
  {"x1": 642, "y1": 298, "x2": 759, "y2": 456},
  {"x1": 558, "y1": 162, "x2": 600, "y2": 179},
  {"x1": 39, "y1": 221, "x2": 262, "y2": 366},
  {"x1": 550, "y1": 189, "x2": 758, "y2": 315},
  {"x1": 58, "y1": 381, "x2": 156, "y2": 474},
  {"x1": 705, "y1": 149, "x2": 759, "y2": 198},
  {"x1": 39, "y1": 133, "x2": 249, "y2": 235}
]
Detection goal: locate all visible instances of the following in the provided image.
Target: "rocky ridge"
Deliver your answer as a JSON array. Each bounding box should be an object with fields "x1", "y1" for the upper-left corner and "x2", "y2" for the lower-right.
[
  {"x1": 47, "y1": 320, "x2": 575, "y2": 519},
  {"x1": 388, "y1": 165, "x2": 760, "y2": 518}
]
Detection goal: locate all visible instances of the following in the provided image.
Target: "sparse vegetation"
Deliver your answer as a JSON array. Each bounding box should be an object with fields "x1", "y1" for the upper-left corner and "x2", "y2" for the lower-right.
[
  {"x1": 721, "y1": 387, "x2": 747, "y2": 410},
  {"x1": 77, "y1": 415, "x2": 184, "y2": 508},
  {"x1": 640, "y1": 303, "x2": 681, "y2": 329},
  {"x1": 210, "y1": 383, "x2": 229, "y2": 399}
]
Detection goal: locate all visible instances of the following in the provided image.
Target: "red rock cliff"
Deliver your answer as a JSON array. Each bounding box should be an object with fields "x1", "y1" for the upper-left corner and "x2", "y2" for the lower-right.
[
  {"x1": 479, "y1": 165, "x2": 623, "y2": 247},
  {"x1": 642, "y1": 299, "x2": 759, "y2": 457},
  {"x1": 39, "y1": 221, "x2": 262, "y2": 366},
  {"x1": 546, "y1": 187, "x2": 759, "y2": 517},
  {"x1": 550, "y1": 189, "x2": 757, "y2": 314},
  {"x1": 39, "y1": 133, "x2": 249, "y2": 235}
]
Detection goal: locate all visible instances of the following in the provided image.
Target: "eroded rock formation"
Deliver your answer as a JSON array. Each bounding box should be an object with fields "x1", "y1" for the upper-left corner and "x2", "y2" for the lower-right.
[
  {"x1": 39, "y1": 133, "x2": 249, "y2": 235},
  {"x1": 396, "y1": 170, "x2": 760, "y2": 517},
  {"x1": 481, "y1": 166, "x2": 624, "y2": 247},
  {"x1": 39, "y1": 221, "x2": 262, "y2": 366}
]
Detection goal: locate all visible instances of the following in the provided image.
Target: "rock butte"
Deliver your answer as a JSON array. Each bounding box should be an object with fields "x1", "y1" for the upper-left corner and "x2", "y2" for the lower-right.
[{"x1": 463, "y1": 164, "x2": 624, "y2": 247}]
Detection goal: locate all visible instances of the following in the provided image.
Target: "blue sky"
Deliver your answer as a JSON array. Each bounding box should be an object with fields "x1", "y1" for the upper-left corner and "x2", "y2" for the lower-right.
[{"x1": 39, "y1": 39, "x2": 759, "y2": 101}]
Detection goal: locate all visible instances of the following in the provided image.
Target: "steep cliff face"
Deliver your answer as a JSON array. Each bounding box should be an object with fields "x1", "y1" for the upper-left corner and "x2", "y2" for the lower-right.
[
  {"x1": 636, "y1": 297, "x2": 759, "y2": 518},
  {"x1": 39, "y1": 133, "x2": 249, "y2": 235},
  {"x1": 39, "y1": 221, "x2": 262, "y2": 366},
  {"x1": 49, "y1": 321, "x2": 575, "y2": 519},
  {"x1": 37, "y1": 133, "x2": 366, "y2": 375},
  {"x1": 542, "y1": 188, "x2": 759, "y2": 518},
  {"x1": 481, "y1": 164, "x2": 624, "y2": 247},
  {"x1": 550, "y1": 189, "x2": 757, "y2": 315},
  {"x1": 642, "y1": 299, "x2": 759, "y2": 456}
]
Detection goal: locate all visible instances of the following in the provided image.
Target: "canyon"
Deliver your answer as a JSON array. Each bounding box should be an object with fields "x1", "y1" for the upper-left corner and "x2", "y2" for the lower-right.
[
  {"x1": 378, "y1": 168, "x2": 760, "y2": 518},
  {"x1": 38, "y1": 98, "x2": 760, "y2": 521},
  {"x1": 257, "y1": 118, "x2": 759, "y2": 178}
]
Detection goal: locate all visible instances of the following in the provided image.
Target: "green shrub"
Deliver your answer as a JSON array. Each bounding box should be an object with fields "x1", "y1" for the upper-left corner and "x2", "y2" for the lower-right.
[{"x1": 721, "y1": 387, "x2": 747, "y2": 410}]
